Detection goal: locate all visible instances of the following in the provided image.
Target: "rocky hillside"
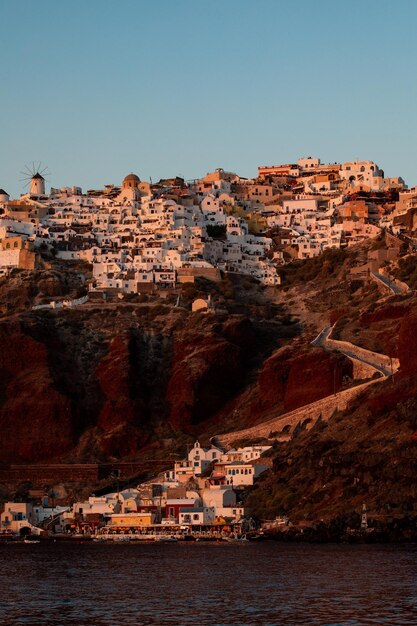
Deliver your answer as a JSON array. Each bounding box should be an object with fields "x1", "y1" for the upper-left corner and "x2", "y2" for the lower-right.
[
  {"x1": 1, "y1": 294, "x2": 356, "y2": 465},
  {"x1": 0, "y1": 266, "x2": 311, "y2": 464},
  {"x1": 244, "y1": 249, "x2": 417, "y2": 529},
  {"x1": 3, "y1": 243, "x2": 417, "y2": 531}
]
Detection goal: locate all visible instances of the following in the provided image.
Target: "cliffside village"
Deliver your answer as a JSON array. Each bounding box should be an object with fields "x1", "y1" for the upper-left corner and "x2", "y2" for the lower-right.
[
  {"x1": 0, "y1": 441, "x2": 273, "y2": 539},
  {"x1": 0, "y1": 156, "x2": 416, "y2": 297}
]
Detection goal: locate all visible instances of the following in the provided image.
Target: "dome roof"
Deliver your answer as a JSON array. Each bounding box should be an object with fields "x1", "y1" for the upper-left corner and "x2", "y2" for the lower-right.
[{"x1": 123, "y1": 173, "x2": 140, "y2": 183}]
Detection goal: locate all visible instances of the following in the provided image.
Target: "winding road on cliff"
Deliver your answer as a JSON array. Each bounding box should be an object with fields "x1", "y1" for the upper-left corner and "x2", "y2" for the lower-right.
[
  {"x1": 311, "y1": 325, "x2": 397, "y2": 377},
  {"x1": 215, "y1": 325, "x2": 398, "y2": 449}
]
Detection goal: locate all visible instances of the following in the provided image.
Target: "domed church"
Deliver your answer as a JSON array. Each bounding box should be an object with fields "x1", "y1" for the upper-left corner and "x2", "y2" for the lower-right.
[{"x1": 121, "y1": 173, "x2": 141, "y2": 201}]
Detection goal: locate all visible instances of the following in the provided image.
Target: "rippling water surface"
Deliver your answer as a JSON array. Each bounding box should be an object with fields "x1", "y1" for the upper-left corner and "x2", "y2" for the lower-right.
[{"x1": 1, "y1": 542, "x2": 416, "y2": 625}]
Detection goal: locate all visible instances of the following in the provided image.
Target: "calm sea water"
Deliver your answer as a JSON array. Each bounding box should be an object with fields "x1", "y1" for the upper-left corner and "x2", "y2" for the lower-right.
[{"x1": 0, "y1": 542, "x2": 416, "y2": 625}]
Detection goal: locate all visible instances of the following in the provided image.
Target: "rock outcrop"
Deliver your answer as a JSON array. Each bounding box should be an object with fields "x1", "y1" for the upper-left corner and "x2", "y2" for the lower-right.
[
  {"x1": 167, "y1": 336, "x2": 243, "y2": 430},
  {"x1": 258, "y1": 345, "x2": 352, "y2": 413},
  {"x1": 0, "y1": 307, "x2": 291, "y2": 463},
  {"x1": 0, "y1": 322, "x2": 74, "y2": 462}
]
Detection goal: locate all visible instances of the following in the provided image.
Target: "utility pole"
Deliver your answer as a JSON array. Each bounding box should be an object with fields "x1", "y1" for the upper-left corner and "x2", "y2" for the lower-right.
[
  {"x1": 111, "y1": 469, "x2": 121, "y2": 502},
  {"x1": 361, "y1": 503, "x2": 368, "y2": 530}
]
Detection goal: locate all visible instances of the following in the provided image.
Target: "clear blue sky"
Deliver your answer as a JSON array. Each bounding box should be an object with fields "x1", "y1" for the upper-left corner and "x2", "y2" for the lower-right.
[{"x1": 1, "y1": 0, "x2": 416, "y2": 197}]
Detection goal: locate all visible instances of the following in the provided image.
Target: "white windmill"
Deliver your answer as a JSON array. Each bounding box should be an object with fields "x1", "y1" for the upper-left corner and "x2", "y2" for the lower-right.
[{"x1": 20, "y1": 162, "x2": 50, "y2": 196}]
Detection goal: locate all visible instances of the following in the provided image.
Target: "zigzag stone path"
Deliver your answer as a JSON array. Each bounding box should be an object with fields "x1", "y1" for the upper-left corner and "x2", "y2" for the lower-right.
[
  {"x1": 216, "y1": 378, "x2": 380, "y2": 448},
  {"x1": 216, "y1": 328, "x2": 398, "y2": 448}
]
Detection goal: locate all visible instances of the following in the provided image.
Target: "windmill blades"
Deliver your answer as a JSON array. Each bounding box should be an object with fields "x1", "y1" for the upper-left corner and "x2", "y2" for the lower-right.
[
  {"x1": 35, "y1": 163, "x2": 51, "y2": 179},
  {"x1": 20, "y1": 164, "x2": 36, "y2": 192},
  {"x1": 41, "y1": 165, "x2": 51, "y2": 178},
  {"x1": 41, "y1": 167, "x2": 51, "y2": 183},
  {"x1": 21, "y1": 165, "x2": 34, "y2": 180},
  {"x1": 19, "y1": 174, "x2": 33, "y2": 188},
  {"x1": 18, "y1": 177, "x2": 30, "y2": 189},
  {"x1": 20, "y1": 162, "x2": 51, "y2": 191}
]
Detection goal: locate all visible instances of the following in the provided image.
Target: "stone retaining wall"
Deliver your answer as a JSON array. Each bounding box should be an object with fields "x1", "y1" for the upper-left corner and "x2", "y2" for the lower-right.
[
  {"x1": 0, "y1": 461, "x2": 169, "y2": 484},
  {"x1": 219, "y1": 325, "x2": 398, "y2": 449},
  {"x1": 379, "y1": 266, "x2": 410, "y2": 294},
  {"x1": 0, "y1": 464, "x2": 100, "y2": 483},
  {"x1": 217, "y1": 379, "x2": 378, "y2": 448},
  {"x1": 325, "y1": 337, "x2": 399, "y2": 374},
  {"x1": 32, "y1": 295, "x2": 89, "y2": 311},
  {"x1": 351, "y1": 358, "x2": 378, "y2": 380}
]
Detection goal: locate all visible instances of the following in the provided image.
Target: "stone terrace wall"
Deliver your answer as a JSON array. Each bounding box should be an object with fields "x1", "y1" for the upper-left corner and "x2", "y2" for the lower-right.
[
  {"x1": 32, "y1": 295, "x2": 89, "y2": 311},
  {"x1": 0, "y1": 464, "x2": 100, "y2": 483},
  {"x1": 0, "y1": 461, "x2": 170, "y2": 484}
]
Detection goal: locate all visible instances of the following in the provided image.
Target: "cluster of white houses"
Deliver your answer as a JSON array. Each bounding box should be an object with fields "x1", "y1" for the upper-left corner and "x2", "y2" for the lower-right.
[
  {"x1": 0, "y1": 157, "x2": 415, "y2": 291},
  {"x1": 0, "y1": 441, "x2": 271, "y2": 536},
  {"x1": 0, "y1": 170, "x2": 280, "y2": 288}
]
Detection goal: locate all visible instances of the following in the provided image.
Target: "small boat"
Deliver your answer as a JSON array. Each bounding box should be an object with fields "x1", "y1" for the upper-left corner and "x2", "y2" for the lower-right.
[
  {"x1": 112, "y1": 535, "x2": 131, "y2": 542},
  {"x1": 93, "y1": 536, "x2": 110, "y2": 542},
  {"x1": 248, "y1": 532, "x2": 267, "y2": 542},
  {"x1": 223, "y1": 534, "x2": 248, "y2": 542},
  {"x1": 154, "y1": 535, "x2": 178, "y2": 543},
  {"x1": 24, "y1": 538, "x2": 40, "y2": 544},
  {"x1": 195, "y1": 536, "x2": 218, "y2": 542}
]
